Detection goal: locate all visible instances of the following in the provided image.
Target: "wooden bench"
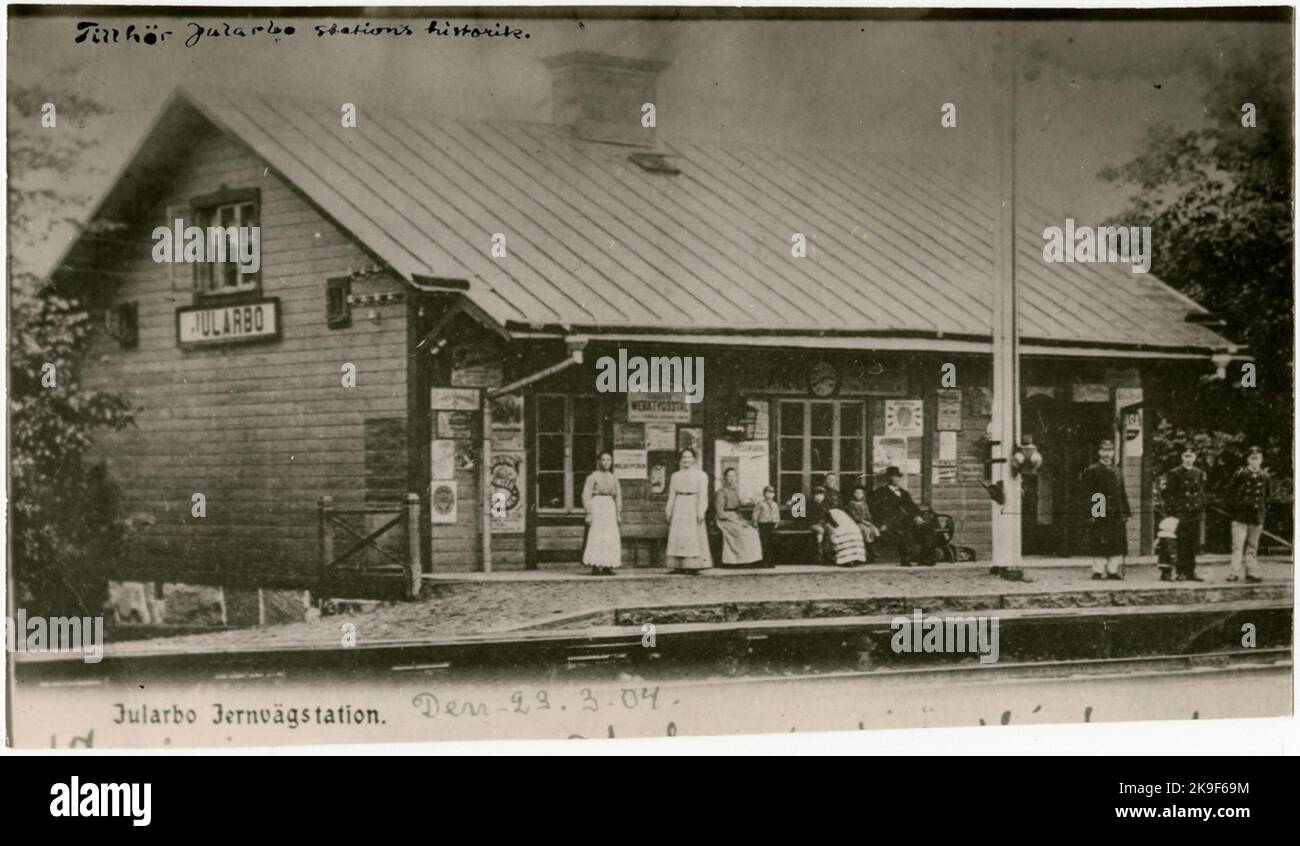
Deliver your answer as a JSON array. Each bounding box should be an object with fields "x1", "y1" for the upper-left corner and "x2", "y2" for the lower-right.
[
  {"x1": 769, "y1": 526, "x2": 821, "y2": 565},
  {"x1": 621, "y1": 523, "x2": 669, "y2": 567},
  {"x1": 619, "y1": 518, "x2": 849, "y2": 567}
]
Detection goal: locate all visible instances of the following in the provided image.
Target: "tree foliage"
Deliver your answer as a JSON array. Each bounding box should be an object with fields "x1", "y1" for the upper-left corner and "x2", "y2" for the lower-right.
[
  {"x1": 9, "y1": 76, "x2": 135, "y2": 615},
  {"x1": 1100, "y1": 43, "x2": 1294, "y2": 471}
]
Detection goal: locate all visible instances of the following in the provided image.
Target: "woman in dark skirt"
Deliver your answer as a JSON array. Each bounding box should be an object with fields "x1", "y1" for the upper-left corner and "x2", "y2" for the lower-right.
[{"x1": 1080, "y1": 439, "x2": 1130, "y2": 580}]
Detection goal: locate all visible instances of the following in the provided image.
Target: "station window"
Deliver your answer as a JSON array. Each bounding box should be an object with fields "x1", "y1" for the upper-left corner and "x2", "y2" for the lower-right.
[
  {"x1": 536, "y1": 394, "x2": 602, "y2": 512},
  {"x1": 777, "y1": 400, "x2": 867, "y2": 504},
  {"x1": 191, "y1": 188, "x2": 260, "y2": 299}
]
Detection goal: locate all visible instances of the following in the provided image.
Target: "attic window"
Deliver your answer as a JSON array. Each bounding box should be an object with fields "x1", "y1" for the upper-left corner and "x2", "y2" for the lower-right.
[{"x1": 628, "y1": 152, "x2": 681, "y2": 175}]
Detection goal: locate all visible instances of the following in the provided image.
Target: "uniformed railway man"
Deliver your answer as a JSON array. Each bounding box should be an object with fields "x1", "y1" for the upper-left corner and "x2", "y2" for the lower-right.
[
  {"x1": 1225, "y1": 446, "x2": 1270, "y2": 583},
  {"x1": 1081, "y1": 439, "x2": 1130, "y2": 580}
]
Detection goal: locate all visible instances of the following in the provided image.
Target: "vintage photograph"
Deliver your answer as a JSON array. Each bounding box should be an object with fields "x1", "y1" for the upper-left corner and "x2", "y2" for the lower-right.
[{"x1": 4, "y1": 5, "x2": 1294, "y2": 749}]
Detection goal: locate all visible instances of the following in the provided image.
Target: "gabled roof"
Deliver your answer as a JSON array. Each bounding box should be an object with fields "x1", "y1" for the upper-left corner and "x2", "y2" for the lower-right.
[{"x1": 63, "y1": 85, "x2": 1235, "y2": 355}]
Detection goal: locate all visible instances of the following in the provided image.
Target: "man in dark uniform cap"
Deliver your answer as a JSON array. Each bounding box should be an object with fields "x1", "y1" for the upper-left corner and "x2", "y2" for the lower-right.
[
  {"x1": 1080, "y1": 439, "x2": 1130, "y2": 580},
  {"x1": 1225, "y1": 447, "x2": 1270, "y2": 583}
]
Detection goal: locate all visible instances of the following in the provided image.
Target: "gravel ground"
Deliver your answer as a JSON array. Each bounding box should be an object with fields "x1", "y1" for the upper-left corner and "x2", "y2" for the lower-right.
[{"x1": 99, "y1": 557, "x2": 1293, "y2": 657}]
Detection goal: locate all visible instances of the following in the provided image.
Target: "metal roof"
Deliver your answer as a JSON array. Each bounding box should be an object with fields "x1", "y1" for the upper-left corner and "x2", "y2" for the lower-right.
[{"x1": 95, "y1": 87, "x2": 1238, "y2": 353}]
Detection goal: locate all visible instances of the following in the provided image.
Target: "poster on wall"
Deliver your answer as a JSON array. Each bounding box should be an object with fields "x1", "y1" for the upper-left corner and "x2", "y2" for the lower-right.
[
  {"x1": 1116, "y1": 387, "x2": 1144, "y2": 457},
  {"x1": 967, "y1": 386, "x2": 993, "y2": 417},
  {"x1": 491, "y1": 429, "x2": 524, "y2": 452},
  {"x1": 938, "y1": 430, "x2": 958, "y2": 462},
  {"x1": 431, "y1": 481, "x2": 458, "y2": 524},
  {"x1": 489, "y1": 452, "x2": 525, "y2": 534},
  {"x1": 431, "y1": 439, "x2": 456, "y2": 481},
  {"x1": 628, "y1": 392, "x2": 692, "y2": 423},
  {"x1": 936, "y1": 389, "x2": 963, "y2": 431},
  {"x1": 933, "y1": 463, "x2": 958, "y2": 484},
  {"x1": 884, "y1": 399, "x2": 924, "y2": 437},
  {"x1": 873, "y1": 436, "x2": 909, "y2": 475},
  {"x1": 489, "y1": 394, "x2": 525, "y2": 453},
  {"x1": 714, "y1": 440, "x2": 769, "y2": 504},
  {"x1": 614, "y1": 422, "x2": 646, "y2": 449},
  {"x1": 489, "y1": 394, "x2": 524, "y2": 429},
  {"x1": 613, "y1": 449, "x2": 648, "y2": 480},
  {"x1": 645, "y1": 423, "x2": 677, "y2": 451},
  {"x1": 649, "y1": 462, "x2": 668, "y2": 495},
  {"x1": 430, "y1": 388, "x2": 479, "y2": 411},
  {"x1": 455, "y1": 444, "x2": 477, "y2": 472},
  {"x1": 437, "y1": 410, "x2": 475, "y2": 439}
]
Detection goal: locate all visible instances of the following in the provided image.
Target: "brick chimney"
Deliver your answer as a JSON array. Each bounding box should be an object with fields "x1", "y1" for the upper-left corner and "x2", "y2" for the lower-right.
[{"x1": 542, "y1": 51, "x2": 667, "y2": 147}]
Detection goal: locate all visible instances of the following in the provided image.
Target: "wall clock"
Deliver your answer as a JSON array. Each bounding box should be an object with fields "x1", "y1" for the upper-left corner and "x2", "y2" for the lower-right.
[{"x1": 809, "y1": 361, "x2": 838, "y2": 397}]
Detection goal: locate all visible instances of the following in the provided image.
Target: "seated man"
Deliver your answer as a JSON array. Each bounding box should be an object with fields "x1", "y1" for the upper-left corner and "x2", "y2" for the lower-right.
[{"x1": 869, "y1": 466, "x2": 935, "y2": 566}]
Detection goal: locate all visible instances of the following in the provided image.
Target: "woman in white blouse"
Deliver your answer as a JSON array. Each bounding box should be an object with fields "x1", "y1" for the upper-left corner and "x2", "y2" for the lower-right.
[{"x1": 665, "y1": 447, "x2": 712, "y2": 574}]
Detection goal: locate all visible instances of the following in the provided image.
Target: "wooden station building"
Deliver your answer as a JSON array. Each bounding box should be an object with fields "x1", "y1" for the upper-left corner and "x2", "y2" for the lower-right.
[{"x1": 55, "y1": 52, "x2": 1240, "y2": 598}]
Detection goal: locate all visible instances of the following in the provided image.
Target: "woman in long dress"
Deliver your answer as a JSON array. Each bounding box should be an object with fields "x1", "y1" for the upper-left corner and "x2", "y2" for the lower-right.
[
  {"x1": 581, "y1": 451, "x2": 623, "y2": 576},
  {"x1": 715, "y1": 467, "x2": 763, "y2": 567},
  {"x1": 665, "y1": 447, "x2": 712, "y2": 574}
]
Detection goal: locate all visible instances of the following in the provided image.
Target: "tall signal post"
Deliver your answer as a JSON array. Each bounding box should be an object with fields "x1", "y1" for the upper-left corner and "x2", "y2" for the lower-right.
[{"x1": 991, "y1": 24, "x2": 1023, "y2": 567}]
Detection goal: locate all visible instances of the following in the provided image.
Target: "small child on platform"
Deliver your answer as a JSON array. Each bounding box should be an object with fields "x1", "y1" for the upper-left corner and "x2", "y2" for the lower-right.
[{"x1": 752, "y1": 486, "x2": 781, "y2": 568}]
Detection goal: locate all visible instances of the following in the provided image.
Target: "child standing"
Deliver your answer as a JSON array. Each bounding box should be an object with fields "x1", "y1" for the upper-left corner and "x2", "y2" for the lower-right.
[
  {"x1": 1155, "y1": 516, "x2": 1179, "y2": 582},
  {"x1": 808, "y1": 485, "x2": 833, "y2": 564},
  {"x1": 1159, "y1": 445, "x2": 1207, "y2": 581},
  {"x1": 752, "y1": 485, "x2": 781, "y2": 569}
]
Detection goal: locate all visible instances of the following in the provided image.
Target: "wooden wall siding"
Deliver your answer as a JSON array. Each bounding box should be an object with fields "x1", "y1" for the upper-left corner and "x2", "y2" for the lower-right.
[
  {"x1": 81, "y1": 131, "x2": 409, "y2": 583},
  {"x1": 422, "y1": 317, "x2": 530, "y2": 573}
]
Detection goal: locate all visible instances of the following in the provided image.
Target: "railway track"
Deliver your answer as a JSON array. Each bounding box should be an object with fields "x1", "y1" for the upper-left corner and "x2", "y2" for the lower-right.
[{"x1": 15, "y1": 598, "x2": 1292, "y2": 685}]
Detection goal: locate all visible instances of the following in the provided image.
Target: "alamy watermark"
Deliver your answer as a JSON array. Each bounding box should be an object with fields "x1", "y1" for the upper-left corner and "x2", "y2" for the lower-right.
[
  {"x1": 595, "y1": 348, "x2": 704, "y2": 403},
  {"x1": 890, "y1": 608, "x2": 1000, "y2": 664},
  {"x1": 152, "y1": 218, "x2": 261, "y2": 274},
  {"x1": 1042, "y1": 219, "x2": 1151, "y2": 274},
  {"x1": 50, "y1": 777, "x2": 151, "y2": 826},
  {"x1": 6, "y1": 609, "x2": 104, "y2": 664}
]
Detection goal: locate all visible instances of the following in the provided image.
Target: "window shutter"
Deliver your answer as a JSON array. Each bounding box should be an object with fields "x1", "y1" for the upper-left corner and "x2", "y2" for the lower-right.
[
  {"x1": 326, "y1": 276, "x2": 351, "y2": 328},
  {"x1": 116, "y1": 302, "x2": 139, "y2": 349}
]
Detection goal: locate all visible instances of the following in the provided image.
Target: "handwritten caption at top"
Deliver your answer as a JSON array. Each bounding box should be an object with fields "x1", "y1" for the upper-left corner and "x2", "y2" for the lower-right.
[{"x1": 75, "y1": 20, "x2": 532, "y2": 49}]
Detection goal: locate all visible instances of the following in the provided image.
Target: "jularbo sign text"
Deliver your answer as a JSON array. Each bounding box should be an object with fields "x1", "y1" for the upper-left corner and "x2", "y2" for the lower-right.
[{"x1": 177, "y1": 299, "x2": 281, "y2": 347}]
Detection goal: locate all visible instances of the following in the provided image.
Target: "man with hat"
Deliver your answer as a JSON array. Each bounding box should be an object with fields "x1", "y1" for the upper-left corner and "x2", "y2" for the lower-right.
[
  {"x1": 1224, "y1": 447, "x2": 1270, "y2": 583},
  {"x1": 1158, "y1": 444, "x2": 1208, "y2": 581},
  {"x1": 1080, "y1": 439, "x2": 1130, "y2": 580},
  {"x1": 870, "y1": 466, "x2": 934, "y2": 566}
]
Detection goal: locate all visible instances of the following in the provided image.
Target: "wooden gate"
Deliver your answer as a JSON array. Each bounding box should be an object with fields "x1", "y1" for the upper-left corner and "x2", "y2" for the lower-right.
[{"x1": 319, "y1": 494, "x2": 422, "y2": 599}]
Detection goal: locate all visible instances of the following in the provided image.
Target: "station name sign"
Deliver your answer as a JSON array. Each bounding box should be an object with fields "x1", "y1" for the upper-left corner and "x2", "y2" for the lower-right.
[{"x1": 177, "y1": 299, "x2": 280, "y2": 347}]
